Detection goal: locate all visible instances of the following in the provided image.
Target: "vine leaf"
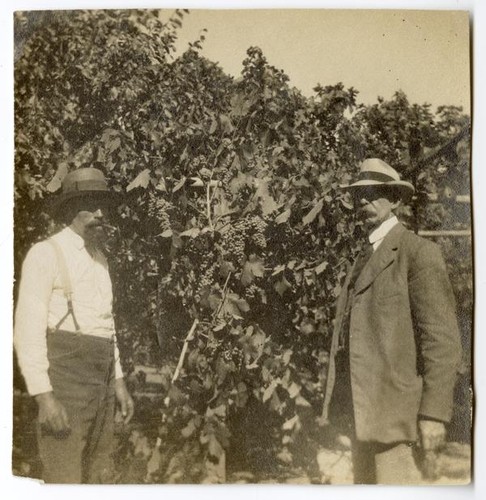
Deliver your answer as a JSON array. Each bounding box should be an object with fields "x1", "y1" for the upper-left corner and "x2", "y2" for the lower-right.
[
  {"x1": 181, "y1": 419, "x2": 196, "y2": 438},
  {"x1": 146, "y1": 446, "x2": 161, "y2": 479},
  {"x1": 262, "y1": 380, "x2": 278, "y2": 403},
  {"x1": 46, "y1": 162, "x2": 69, "y2": 192},
  {"x1": 255, "y1": 178, "x2": 279, "y2": 215},
  {"x1": 173, "y1": 176, "x2": 187, "y2": 193},
  {"x1": 241, "y1": 255, "x2": 265, "y2": 286},
  {"x1": 274, "y1": 276, "x2": 291, "y2": 296},
  {"x1": 235, "y1": 382, "x2": 248, "y2": 407},
  {"x1": 213, "y1": 320, "x2": 227, "y2": 332},
  {"x1": 208, "y1": 435, "x2": 224, "y2": 459},
  {"x1": 220, "y1": 115, "x2": 234, "y2": 134},
  {"x1": 180, "y1": 227, "x2": 200, "y2": 238},
  {"x1": 315, "y1": 260, "x2": 328, "y2": 275},
  {"x1": 224, "y1": 293, "x2": 250, "y2": 318},
  {"x1": 295, "y1": 395, "x2": 311, "y2": 407},
  {"x1": 126, "y1": 168, "x2": 151, "y2": 192},
  {"x1": 230, "y1": 92, "x2": 256, "y2": 117},
  {"x1": 282, "y1": 415, "x2": 299, "y2": 431},
  {"x1": 302, "y1": 198, "x2": 324, "y2": 225},
  {"x1": 155, "y1": 178, "x2": 167, "y2": 192},
  {"x1": 209, "y1": 117, "x2": 218, "y2": 134},
  {"x1": 288, "y1": 382, "x2": 301, "y2": 399},
  {"x1": 275, "y1": 209, "x2": 291, "y2": 224}
]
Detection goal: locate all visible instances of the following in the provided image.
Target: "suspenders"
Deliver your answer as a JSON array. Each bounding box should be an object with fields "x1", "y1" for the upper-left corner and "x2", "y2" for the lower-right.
[{"x1": 47, "y1": 238, "x2": 81, "y2": 332}]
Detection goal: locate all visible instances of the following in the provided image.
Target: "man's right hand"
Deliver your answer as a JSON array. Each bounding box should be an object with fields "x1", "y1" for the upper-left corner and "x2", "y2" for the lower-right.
[{"x1": 35, "y1": 391, "x2": 71, "y2": 438}]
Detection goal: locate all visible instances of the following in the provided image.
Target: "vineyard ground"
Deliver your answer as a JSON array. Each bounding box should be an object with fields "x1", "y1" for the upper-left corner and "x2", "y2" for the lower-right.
[{"x1": 12, "y1": 391, "x2": 471, "y2": 485}]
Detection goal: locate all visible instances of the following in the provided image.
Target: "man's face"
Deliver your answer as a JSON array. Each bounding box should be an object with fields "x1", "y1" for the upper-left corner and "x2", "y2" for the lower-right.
[
  {"x1": 349, "y1": 186, "x2": 400, "y2": 230},
  {"x1": 69, "y1": 197, "x2": 113, "y2": 249}
]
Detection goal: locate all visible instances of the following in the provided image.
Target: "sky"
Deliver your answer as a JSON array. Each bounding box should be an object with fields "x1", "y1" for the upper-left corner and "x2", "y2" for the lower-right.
[{"x1": 167, "y1": 9, "x2": 470, "y2": 111}]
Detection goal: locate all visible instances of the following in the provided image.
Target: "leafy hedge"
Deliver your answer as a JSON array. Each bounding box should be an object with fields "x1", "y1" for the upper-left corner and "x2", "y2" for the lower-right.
[{"x1": 14, "y1": 10, "x2": 472, "y2": 482}]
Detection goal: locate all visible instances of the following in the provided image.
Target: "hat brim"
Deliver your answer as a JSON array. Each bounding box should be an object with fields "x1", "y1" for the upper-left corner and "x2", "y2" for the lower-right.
[
  {"x1": 46, "y1": 189, "x2": 124, "y2": 217},
  {"x1": 339, "y1": 180, "x2": 415, "y2": 201}
]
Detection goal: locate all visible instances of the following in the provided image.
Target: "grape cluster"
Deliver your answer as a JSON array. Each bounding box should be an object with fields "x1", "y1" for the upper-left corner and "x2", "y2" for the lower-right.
[
  {"x1": 206, "y1": 337, "x2": 224, "y2": 357},
  {"x1": 222, "y1": 346, "x2": 244, "y2": 367},
  {"x1": 147, "y1": 194, "x2": 172, "y2": 232},
  {"x1": 221, "y1": 167, "x2": 234, "y2": 187},
  {"x1": 191, "y1": 155, "x2": 207, "y2": 169},
  {"x1": 222, "y1": 349, "x2": 233, "y2": 362},
  {"x1": 195, "y1": 262, "x2": 217, "y2": 295},
  {"x1": 184, "y1": 233, "x2": 216, "y2": 261},
  {"x1": 245, "y1": 283, "x2": 259, "y2": 300},
  {"x1": 221, "y1": 216, "x2": 268, "y2": 264},
  {"x1": 221, "y1": 225, "x2": 246, "y2": 264},
  {"x1": 162, "y1": 232, "x2": 221, "y2": 306},
  {"x1": 248, "y1": 216, "x2": 267, "y2": 250},
  {"x1": 213, "y1": 152, "x2": 235, "y2": 197}
]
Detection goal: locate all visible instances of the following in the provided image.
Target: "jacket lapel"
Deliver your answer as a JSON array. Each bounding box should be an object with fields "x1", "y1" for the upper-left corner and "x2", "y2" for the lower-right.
[{"x1": 353, "y1": 223, "x2": 405, "y2": 295}]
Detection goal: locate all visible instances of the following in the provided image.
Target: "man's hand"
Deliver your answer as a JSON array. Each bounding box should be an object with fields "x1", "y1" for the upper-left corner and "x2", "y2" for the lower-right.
[
  {"x1": 418, "y1": 418, "x2": 446, "y2": 480},
  {"x1": 115, "y1": 378, "x2": 134, "y2": 424},
  {"x1": 418, "y1": 418, "x2": 446, "y2": 451},
  {"x1": 35, "y1": 391, "x2": 71, "y2": 439}
]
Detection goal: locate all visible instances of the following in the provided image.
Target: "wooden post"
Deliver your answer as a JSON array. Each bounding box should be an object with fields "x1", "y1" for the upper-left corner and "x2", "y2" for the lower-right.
[{"x1": 418, "y1": 230, "x2": 471, "y2": 238}]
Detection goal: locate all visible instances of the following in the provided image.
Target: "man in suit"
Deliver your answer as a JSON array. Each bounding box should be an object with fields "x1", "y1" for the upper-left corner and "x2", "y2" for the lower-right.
[
  {"x1": 321, "y1": 158, "x2": 462, "y2": 484},
  {"x1": 14, "y1": 167, "x2": 134, "y2": 483}
]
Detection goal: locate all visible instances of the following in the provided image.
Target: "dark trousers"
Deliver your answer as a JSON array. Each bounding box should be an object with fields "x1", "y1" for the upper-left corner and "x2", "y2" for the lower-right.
[
  {"x1": 329, "y1": 350, "x2": 421, "y2": 484},
  {"x1": 352, "y1": 441, "x2": 421, "y2": 484},
  {"x1": 37, "y1": 331, "x2": 116, "y2": 484}
]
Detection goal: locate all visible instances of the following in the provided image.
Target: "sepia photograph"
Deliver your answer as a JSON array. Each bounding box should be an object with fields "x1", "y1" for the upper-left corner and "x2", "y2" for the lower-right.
[{"x1": 7, "y1": 0, "x2": 478, "y2": 494}]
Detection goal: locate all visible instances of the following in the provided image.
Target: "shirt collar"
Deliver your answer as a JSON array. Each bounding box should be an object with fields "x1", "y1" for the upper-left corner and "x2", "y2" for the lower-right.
[
  {"x1": 368, "y1": 215, "x2": 399, "y2": 248},
  {"x1": 63, "y1": 226, "x2": 86, "y2": 250}
]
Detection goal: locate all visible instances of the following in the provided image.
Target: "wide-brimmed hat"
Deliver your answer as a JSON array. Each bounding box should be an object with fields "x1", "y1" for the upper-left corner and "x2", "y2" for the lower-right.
[
  {"x1": 340, "y1": 158, "x2": 415, "y2": 200},
  {"x1": 48, "y1": 167, "x2": 122, "y2": 216}
]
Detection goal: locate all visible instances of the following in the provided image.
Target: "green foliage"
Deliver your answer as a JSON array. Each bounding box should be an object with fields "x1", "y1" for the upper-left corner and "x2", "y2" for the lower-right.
[{"x1": 14, "y1": 10, "x2": 471, "y2": 482}]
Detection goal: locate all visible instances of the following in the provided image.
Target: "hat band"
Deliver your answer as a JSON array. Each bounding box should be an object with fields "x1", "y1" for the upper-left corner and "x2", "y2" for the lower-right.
[
  {"x1": 358, "y1": 171, "x2": 398, "y2": 183},
  {"x1": 64, "y1": 179, "x2": 108, "y2": 193}
]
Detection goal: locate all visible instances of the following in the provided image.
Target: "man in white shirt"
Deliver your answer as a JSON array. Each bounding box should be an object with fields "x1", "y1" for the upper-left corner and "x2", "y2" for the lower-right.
[
  {"x1": 321, "y1": 159, "x2": 462, "y2": 484},
  {"x1": 14, "y1": 167, "x2": 134, "y2": 483}
]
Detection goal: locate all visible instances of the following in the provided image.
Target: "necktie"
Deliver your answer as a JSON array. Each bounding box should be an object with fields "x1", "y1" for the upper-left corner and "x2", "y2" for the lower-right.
[{"x1": 348, "y1": 243, "x2": 374, "y2": 291}]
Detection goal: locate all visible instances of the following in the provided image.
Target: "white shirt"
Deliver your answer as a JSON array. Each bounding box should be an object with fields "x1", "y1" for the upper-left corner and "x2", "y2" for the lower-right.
[
  {"x1": 368, "y1": 215, "x2": 399, "y2": 251},
  {"x1": 14, "y1": 227, "x2": 123, "y2": 395}
]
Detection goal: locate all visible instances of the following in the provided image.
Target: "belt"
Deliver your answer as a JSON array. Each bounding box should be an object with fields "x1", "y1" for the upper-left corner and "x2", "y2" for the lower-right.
[{"x1": 47, "y1": 328, "x2": 115, "y2": 344}]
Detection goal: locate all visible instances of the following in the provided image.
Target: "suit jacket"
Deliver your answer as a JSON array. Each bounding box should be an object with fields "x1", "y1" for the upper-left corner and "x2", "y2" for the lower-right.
[{"x1": 322, "y1": 222, "x2": 462, "y2": 443}]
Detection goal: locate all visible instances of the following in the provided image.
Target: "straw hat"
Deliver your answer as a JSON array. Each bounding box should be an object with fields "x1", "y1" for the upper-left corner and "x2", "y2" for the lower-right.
[
  {"x1": 341, "y1": 158, "x2": 415, "y2": 200},
  {"x1": 48, "y1": 167, "x2": 122, "y2": 215}
]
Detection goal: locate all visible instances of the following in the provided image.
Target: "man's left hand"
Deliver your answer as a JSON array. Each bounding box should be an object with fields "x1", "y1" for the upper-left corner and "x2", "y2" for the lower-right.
[
  {"x1": 115, "y1": 378, "x2": 135, "y2": 424},
  {"x1": 418, "y1": 418, "x2": 446, "y2": 451}
]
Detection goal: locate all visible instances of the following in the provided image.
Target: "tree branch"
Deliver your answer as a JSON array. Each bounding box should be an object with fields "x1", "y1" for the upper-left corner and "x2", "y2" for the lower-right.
[
  {"x1": 212, "y1": 271, "x2": 232, "y2": 322},
  {"x1": 171, "y1": 318, "x2": 199, "y2": 383},
  {"x1": 206, "y1": 179, "x2": 214, "y2": 230}
]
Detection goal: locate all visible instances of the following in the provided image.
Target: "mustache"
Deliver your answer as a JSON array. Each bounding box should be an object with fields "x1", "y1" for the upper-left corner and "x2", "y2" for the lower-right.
[
  {"x1": 358, "y1": 205, "x2": 374, "y2": 215},
  {"x1": 86, "y1": 221, "x2": 116, "y2": 230},
  {"x1": 85, "y1": 223, "x2": 119, "y2": 242},
  {"x1": 86, "y1": 220, "x2": 103, "y2": 228}
]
